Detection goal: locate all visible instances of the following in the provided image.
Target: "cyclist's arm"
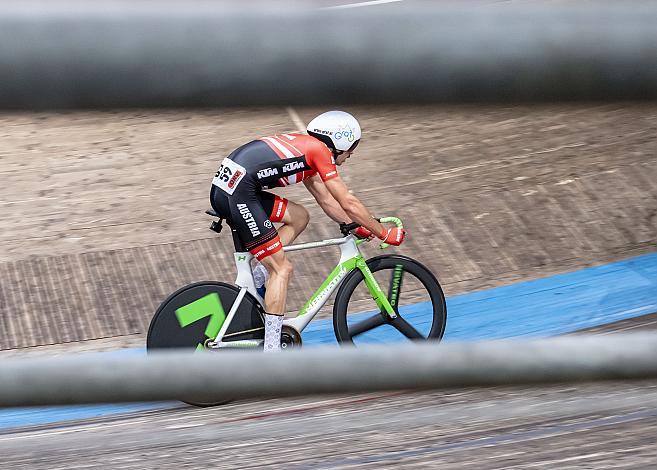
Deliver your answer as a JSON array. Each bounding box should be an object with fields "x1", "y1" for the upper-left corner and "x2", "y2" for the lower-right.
[
  {"x1": 322, "y1": 175, "x2": 386, "y2": 236},
  {"x1": 303, "y1": 175, "x2": 352, "y2": 224}
]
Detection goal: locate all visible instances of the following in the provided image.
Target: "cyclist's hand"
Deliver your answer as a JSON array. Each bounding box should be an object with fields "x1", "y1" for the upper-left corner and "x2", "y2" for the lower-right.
[
  {"x1": 379, "y1": 227, "x2": 406, "y2": 246},
  {"x1": 353, "y1": 226, "x2": 373, "y2": 240}
]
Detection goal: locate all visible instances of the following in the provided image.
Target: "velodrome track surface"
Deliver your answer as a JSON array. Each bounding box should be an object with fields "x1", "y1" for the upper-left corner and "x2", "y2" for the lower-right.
[
  {"x1": 2, "y1": 251, "x2": 656, "y2": 427},
  {"x1": 1, "y1": 103, "x2": 656, "y2": 466},
  {"x1": 2, "y1": 314, "x2": 657, "y2": 469}
]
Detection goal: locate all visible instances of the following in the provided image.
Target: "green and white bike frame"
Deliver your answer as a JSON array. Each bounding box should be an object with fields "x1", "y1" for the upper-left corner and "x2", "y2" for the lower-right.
[{"x1": 208, "y1": 217, "x2": 403, "y2": 347}]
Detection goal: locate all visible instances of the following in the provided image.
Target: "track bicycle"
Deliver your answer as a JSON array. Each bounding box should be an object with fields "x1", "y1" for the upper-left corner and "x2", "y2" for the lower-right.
[{"x1": 147, "y1": 209, "x2": 447, "y2": 406}]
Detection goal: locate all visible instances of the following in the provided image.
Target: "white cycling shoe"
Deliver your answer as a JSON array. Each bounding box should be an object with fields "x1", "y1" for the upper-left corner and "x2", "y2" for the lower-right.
[{"x1": 253, "y1": 262, "x2": 268, "y2": 298}]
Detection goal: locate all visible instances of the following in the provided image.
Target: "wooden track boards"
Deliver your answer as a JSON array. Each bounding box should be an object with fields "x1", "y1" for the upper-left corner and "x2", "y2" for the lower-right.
[{"x1": 1, "y1": 105, "x2": 655, "y2": 348}]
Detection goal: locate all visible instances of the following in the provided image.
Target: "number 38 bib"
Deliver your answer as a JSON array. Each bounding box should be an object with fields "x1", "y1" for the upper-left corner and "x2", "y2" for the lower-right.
[{"x1": 212, "y1": 158, "x2": 247, "y2": 195}]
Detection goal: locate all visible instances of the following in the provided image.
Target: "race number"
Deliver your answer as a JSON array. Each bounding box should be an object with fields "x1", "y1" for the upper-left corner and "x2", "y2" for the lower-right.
[{"x1": 212, "y1": 158, "x2": 247, "y2": 195}]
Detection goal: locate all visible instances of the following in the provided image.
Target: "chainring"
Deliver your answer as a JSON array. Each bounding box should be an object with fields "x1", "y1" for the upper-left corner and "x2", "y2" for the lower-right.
[{"x1": 280, "y1": 325, "x2": 303, "y2": 349}]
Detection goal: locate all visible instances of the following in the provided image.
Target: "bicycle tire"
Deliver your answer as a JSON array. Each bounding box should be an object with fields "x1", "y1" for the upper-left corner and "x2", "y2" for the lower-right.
[
  {"x1": 147, "y1": 281, "x2": 265, "y2": 407},
  {"x1": 333, "y1": 255, "x2": 447, "y2": 345}
]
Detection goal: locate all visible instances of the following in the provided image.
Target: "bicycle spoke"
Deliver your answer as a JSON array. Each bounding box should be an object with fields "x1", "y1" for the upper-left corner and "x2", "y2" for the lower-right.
[
  {"x1": 392, "y1": 316, "x2": 424, "y2": 340},
  {"x1": 348, "y1": 314, "x2": 386, "y2": 337},
  {"x1": 387, "y1": 264, "x2": 405, "y2": 311}
]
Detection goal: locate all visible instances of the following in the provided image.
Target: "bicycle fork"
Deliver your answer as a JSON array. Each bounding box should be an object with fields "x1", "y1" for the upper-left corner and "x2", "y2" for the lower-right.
[{"x1": 357, "y1": 259, "x2": 398, "y2": 320}]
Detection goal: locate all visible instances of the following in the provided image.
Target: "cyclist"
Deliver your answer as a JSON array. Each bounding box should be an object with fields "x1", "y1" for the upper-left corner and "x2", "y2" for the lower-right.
[{"x1": 210, "y1": 111, "x2": 406, "y2": 351}]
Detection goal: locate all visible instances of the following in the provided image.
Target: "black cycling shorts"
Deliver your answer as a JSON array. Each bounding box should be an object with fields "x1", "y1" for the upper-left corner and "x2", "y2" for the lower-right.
[{"x1": 210, "y1": 184, "x2": 288, "y2": 260}]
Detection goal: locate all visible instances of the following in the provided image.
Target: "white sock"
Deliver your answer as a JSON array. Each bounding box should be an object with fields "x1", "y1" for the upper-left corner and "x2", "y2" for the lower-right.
[{"x1": 264, "y1": 314, "x2": 284, "y2": 352}]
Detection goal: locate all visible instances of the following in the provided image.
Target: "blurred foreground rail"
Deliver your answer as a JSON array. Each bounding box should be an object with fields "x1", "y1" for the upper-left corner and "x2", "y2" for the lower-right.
[
  {"x1": 0, "y1": 1, "x2": 656, "y2": 108},
  {"x1": 2, "y1": 334, "x2": 657, "y2": 407}
]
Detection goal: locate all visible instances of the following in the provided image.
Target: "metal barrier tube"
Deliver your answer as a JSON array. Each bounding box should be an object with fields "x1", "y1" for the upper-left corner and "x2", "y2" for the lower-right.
[
  {"x1": 1, "y1": 334, "x2": 657, "y2": 407},
  {"x1": 0, "y1": 1, "x2": 657, "y2": 108}
]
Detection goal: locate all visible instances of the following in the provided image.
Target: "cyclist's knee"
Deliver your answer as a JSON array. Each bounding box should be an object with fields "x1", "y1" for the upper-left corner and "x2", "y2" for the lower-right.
[
  {"x1": 279, "y1": 257, "x2": 294, "y2": 279},
  {"x1": 283, "y1": 201, "x2": 310, "y2": 232},
  {"x1": 261, "y1": 251, "x2": 293, "y2": 279},
  {"x1": 298, "y1": 206, "x2": 310, "y2": 231}
]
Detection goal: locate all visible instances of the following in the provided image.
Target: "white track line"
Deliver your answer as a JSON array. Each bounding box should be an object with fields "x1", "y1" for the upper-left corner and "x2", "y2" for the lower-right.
[
  {"x1": 522, "y1": 452, "x2": 616, "y2": 468},
  {"x1": 322, "y1": 0, "x2": 403, "y2": 10},
  {"x1": 286, "y1": 106, "x2": 307, "y2": 133}
]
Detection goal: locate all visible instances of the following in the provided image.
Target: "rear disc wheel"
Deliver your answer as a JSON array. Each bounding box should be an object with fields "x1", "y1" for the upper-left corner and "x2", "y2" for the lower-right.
[{"x1": 147, "y1": 281, "x2": 265, "y2": 406}]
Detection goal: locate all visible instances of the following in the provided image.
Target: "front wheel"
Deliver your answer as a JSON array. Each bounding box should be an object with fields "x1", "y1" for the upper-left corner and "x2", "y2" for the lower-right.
[{"x1": 333, "y1": 255, "x2": 446, "y2": 345}]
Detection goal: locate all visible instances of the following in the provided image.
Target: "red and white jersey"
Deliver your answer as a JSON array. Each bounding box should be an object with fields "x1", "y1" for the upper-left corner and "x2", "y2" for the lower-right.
[
  {"x1": 258, "y1": 133, "x2": 339, "y2": 186},
  {"x1": 221, "y1": 133, "x2": 338, "y2": 190},
  {"x1": 213, "y1": 134, "x2": 338, "y2": 194}
]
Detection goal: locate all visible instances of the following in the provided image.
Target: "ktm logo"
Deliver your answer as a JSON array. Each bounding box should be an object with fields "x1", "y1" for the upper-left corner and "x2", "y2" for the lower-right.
[
  {"x1": 257, "y1": 168, "x2": 278, "y2": 179},
  {"x1": 283, "y1": 161, "x2": 304, "y2": 172}
]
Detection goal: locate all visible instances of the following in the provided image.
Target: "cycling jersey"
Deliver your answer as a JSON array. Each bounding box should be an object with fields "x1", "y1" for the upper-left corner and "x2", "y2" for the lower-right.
[{"x1": 210, "y1": 134, "x2": 338, "y2": 260}]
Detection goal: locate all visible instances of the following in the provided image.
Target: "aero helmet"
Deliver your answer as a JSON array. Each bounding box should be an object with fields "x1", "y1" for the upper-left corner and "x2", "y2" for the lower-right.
[{"x1": 306, "y1": 111, "x2": 361, "y2": 155}]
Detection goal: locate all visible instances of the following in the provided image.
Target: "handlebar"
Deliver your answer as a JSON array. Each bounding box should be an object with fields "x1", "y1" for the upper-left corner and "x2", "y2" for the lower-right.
[
  {"x1": 339, "y1": 217, "x2": 404, "y2": 249},
  {"x1": 339, "y1": 221, "x2": 361, "y2": 236},
  {"x1": 377, "y1": 217, "x2": 404, "y2": 249}
]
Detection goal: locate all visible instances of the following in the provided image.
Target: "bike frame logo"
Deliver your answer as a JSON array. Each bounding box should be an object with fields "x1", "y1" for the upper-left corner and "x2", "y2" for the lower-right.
[
  {"x1": 302, "y1": 264, "x2": 348, "y2": 314},
  {"x1": 334, "y1": 125, "x2": 355, "y2": 143}
]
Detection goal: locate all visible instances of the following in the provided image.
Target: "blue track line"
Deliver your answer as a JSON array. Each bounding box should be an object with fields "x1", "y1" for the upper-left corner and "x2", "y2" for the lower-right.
[{"x1": 2, "y1": 252, "x2": 656, "y2": 430}]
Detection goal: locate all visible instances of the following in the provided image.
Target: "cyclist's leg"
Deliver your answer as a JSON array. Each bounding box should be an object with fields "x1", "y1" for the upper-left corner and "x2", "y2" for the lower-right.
[
  {"x1": 225, "y1": 191, "x2": 290, "y2": 351},
  {"x1": 242, "y1": 192, "x2": 290, "y2": 313},
  {"x1": 214, "y1": 184, "x2": 286, "y2": 288},
  {"x1": 259, "y1": 249, "x2": 293, "y2": 315},
  {"x1": 212, "y1": 182, "x2": 291, "y2": 351},
  {"x1": 261, "y1": 192, "x2": 309, "y2": 245},
  {"x1": 259, "y1": 249, "x2": 292, "y2": 352},
  {"x1": 277, "y1": 200, "x2": 309, "y2": 245}
]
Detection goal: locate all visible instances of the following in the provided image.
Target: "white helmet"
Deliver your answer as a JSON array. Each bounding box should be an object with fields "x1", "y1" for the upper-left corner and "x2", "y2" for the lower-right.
[{"x1": 306, "y1": 111, "x2": 361, "y2": 154}]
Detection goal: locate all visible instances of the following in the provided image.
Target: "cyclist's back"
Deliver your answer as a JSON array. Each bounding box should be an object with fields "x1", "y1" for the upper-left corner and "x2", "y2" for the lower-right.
[{"x1": 217, "y1": 133, "x2": 338, "y2": 190}]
